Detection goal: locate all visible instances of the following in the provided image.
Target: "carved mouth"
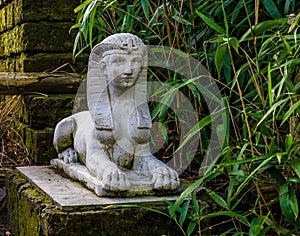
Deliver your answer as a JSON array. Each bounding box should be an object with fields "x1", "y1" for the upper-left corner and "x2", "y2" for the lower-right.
[
  {"x1": 121, "y1": 77, "x2": 134, "y2": 84},
  {"x1": 121, "y1": 76, "x2": 133, "y2": 80}
]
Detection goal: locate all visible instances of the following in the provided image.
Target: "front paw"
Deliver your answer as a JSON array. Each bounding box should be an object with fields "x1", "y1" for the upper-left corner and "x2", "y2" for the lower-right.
[
  {"x1": 102, "y1": 168, "x2": 130, "y2": 191},
  {"x1": 151, "y1": 166, "x2": 180, "y2": 190},
  {"x1": 58, "y1": 148, "x2": 78, "y2": 164}
]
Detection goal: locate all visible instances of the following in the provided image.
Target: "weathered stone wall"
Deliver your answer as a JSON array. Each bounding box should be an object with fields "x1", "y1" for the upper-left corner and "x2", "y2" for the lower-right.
[
  {"x1": 21, "y1": 94, "x2": 76, "y2": 163},
  {"x1": 0, "y1": 0, "x2": 87, "y2": 164},
  {"x1": 7, "y1": 170, "x2": 183, "y2": 236},
  {"x1": 0, "y1": 0, "x2": 86, "y2": 72}
]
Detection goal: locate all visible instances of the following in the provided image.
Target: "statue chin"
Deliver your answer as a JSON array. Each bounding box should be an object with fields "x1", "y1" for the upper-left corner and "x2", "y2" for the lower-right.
[
  {"x1": 51, "y1": 33, "x2": 180, "y2": 196},
  {"x1": 120, "y1": 80, "x2": 135, "y2": 88}
]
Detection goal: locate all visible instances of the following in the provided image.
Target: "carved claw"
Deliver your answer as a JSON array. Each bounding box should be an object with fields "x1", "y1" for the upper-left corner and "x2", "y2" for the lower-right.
[
  {"x1": 58, "y1": 148, "x2": 78, "y2": 164},
  {"x1": 151, "y1": 166, "x2": 180, "y2": 190},
  {"x1": 102, "y1": 168, "x2": 130, "y2": 191}
]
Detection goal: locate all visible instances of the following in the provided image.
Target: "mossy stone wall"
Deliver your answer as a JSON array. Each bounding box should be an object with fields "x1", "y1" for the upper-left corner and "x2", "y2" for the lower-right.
[
  {"x1": 21, "y1": 94, "x2": 77, "y2": 164},
  {"x1": 0, "y1": 0, "x2": 88, "y2": 164},
  {"x1": 0, "y1": 0, "x2": 87, "y2": 72},
  {"x1": 7, "y1": 170, "x2": 183, "y2": 236}
]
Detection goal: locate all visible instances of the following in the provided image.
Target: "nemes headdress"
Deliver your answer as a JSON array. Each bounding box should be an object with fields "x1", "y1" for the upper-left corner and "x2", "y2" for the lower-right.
[{"x1": 87, "y1": 33, "x2": 151, "y2": 130}]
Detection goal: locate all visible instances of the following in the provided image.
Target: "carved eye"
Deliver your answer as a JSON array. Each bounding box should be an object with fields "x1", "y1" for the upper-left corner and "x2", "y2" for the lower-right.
[
  {"x1": 113, "y1": 58, "x2": 125, "y2": 66},
  {"x1": 132, "y1": 58, "x2": 142, "y2": 67}
]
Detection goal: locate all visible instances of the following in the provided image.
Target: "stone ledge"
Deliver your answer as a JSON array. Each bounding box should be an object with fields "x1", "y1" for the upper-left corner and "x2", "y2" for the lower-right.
[
  {"x1": 17, "y1": 166, "x2": 179, "y2": 211},
  {"x1": 6, "y1": 168, "x2": 183, "y2": 235}
]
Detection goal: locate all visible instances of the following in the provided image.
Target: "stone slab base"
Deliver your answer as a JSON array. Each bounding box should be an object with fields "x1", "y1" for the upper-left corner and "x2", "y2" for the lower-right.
[
  {"x1": 6, "y1": 168, "x2": 183, "y2": 235},
  {"x1": 50, "y1": 159, "x2": 178, "y2": 197},
  {"x1": 17, "y1": 166, "x2": 178, "y2": 210}
]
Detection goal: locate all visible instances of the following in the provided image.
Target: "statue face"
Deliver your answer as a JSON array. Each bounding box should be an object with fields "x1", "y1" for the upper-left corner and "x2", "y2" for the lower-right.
[{"x1": 103, "y1": 53, "x2": 143, "y2": 89}]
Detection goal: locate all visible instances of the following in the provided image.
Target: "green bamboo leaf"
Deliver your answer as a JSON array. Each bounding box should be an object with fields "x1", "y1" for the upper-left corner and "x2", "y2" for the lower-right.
[
  {"x1": 290, "y1": 159, "x2": 300, "y2": 178},
  {"x1": 172, "y1": 172, "x2": 221, "y2": 216},
  {"x1": 179, "y1": 199, "x2": 190, "y2": 225},
  {"x1": 70, "y1": 23, "x2": 82, "y2": 30},
  {"x1": 103, "y1": 0, "x2": 117, "y2": 11},
  {"x1": 141, "y1": 0, "x2": 149, "y2": 21},
  {"x1": 263, "y1": 217, "x2": 291, "y2": 235},
  {"x1": 231, "y1": 0, "x2": 244, "y2": 23},
  {"x1": 284, "y1": 0, "x2": 293, "y2": 16},
  {"x1": 215, "y1": 43, "x2": 227, "y2": 79},
  {"x1": 279, "y1": 184, "x2": 300, "y2": 228},
  {"x1": 240, "y1": 18, "x2": 288, "y2": 41},
  {"x1": 88, "y1": 1, "x2": 98, "y2": 49},
  {"x1": 172, "y1": 15, "x2": 192, "y2": 26},
  {"x1": 267, "y1": 62, "x2": 273, "y2": 106},
  {"x1": 249, "y1": 217, "x2": 263, "y2": 236},
  {"x1": 187, "y1": 222, "x2": 197, "y2": 236},
  {"x1": 271, "y1": 59, "x2": 300, "y2": 71},
  {"x1": 276, "y1": 152, "x2": 282, "y2": 164},
  {"x1": 290, "y1": 190, "x2": 299, "y2": 219},
  {"x1": 74, "y1": 0, "x2": 93, "y2": 13},
  {"x1": 205, "y1": 188, "x2": 228, "y2": 209},
  {"x1": 209, "y1": 36, "x2": 225, "y2": 43},
  {"x1": 196, "y1": 11, "x2": 225, "y2": 34},
  {"x1": 221, "y1": 155, "x2": 272, "y2": 167},
  {"x1": 174, "y1": 108, "x2": 225, "y2": 154},
  {"x1": 164, "y1": 199, "x2": 176, "y2": 219},
  {"x1": 159, "y1": 122, "x2": 168, "y2": 144},
  {"x1": 126, "y1": 5, "x2": 134, "y2": 32},
  {"x1": 174, "y1": 116, "x2": 212, "y2": 153},
  {"x1": 288, "y1": 177, "x2": 300, "y2": 184},
  {"x1": 295, "y1": 82, "x2": 300, "y2": 93},
  {"x1": 233, "y1": 155, "x2": 274, "y2": 199},
  {"x1": 256, "y1": 97, "x2": 289, "y2": 128},
  {"x1": 281, "y1": 34, "x2": 292, "y2": 54},
  {"x1": 74, "y1": 43, "x2": 90, "y2": 58},
  {"x1": 228, "y1": 37, "x2": 239, "y2": 54},
  {"x1": 191, "y1": 194, "x2": 199, "y2": 214},
  {"x1": 261, "y1": 0, "x2": 282, "y2": 18},
  {"x1": 281, "y1": 100, "x2": 300, "y2": 125},
  {"x1": 73, "y1": 32, "x2": 81, "y2": 57},
  {"x1": 200, "y1": 211, "x2": 249, "y2": 225},
  {"x1": 81, "y1": 0, "x2": 97, "y2": 41},
  {"x1": 223, "y1": 49, "x2": 231, "y2": 83},
  {"x1": 192, "y1": 80, "x2": 222, "y2": 103},
  {"x1": 285, "y1": 134, "x2": 293, "y2": 152}
]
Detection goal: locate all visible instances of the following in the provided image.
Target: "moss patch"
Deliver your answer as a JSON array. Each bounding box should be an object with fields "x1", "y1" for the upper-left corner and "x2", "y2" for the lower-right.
[{"x1": 6, "y1": 169, "x2": 183, "y2": 236}]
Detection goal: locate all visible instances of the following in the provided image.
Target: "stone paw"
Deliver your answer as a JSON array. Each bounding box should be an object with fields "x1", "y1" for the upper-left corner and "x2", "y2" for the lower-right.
[
  {"x1": 151, "y1": 166, "x2": 180, "y2": 190},
  {"x1": 102, "y1": 168, "x2": 130, "y2": 191},
  {"x1": 58, "y1": 148, "x2": 78, "y2": 164}
]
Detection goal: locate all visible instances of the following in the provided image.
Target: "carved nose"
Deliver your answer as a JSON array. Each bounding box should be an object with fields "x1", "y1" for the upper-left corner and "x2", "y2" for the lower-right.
[{"x1": 123, "y1": 68, "x2": 133, "y2": 75}]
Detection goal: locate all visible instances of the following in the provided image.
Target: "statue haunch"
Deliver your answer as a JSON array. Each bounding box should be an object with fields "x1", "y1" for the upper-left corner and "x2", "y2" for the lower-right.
[{"x1": 52, "y1": 33, "x2": 180, "y2": 194}]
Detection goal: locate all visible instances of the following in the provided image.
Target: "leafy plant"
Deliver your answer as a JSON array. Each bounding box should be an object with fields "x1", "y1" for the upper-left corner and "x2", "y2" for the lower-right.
[{"x1": 71, "y1": 0, "x2": 300, "y2": 234}]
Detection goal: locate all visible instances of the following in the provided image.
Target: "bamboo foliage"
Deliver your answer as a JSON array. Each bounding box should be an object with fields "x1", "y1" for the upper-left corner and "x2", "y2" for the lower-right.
[{"x1": 71, "y1": 0, "x2": 300, "y2": 234}]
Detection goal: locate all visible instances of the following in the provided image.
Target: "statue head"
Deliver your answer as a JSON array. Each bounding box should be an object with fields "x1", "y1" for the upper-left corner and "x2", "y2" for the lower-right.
[{"x1": 87, "y1": 33, "x2": 151, "y2": 130}]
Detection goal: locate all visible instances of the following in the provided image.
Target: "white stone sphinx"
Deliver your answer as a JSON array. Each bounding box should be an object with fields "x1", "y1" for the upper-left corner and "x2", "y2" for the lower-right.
[{"x1": 51, "y1": 33, "x2": 180, "y2": 196}]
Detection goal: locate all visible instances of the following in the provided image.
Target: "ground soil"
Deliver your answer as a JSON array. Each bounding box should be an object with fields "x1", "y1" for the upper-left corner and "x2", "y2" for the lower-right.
[
  {"x1": 0, "y1": 185, "x2": 12, "y2": 236},
  {"x1": 0, "y1": 208, "x2": 12, "y2": 236},
  {"x1": 0, "y1": 170, "x2": 13, "y2": 236}
]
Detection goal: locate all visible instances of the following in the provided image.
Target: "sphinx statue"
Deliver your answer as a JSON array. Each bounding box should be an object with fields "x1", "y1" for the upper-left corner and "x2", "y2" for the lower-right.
[{"x1": 51, "y1": 33, "x2": 180, "y2": 196}]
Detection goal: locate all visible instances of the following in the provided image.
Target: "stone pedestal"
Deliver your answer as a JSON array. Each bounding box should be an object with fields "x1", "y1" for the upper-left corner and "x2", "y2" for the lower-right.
[{"x1": 6, "y1": 167, "x2": 182, "y2": 235}]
